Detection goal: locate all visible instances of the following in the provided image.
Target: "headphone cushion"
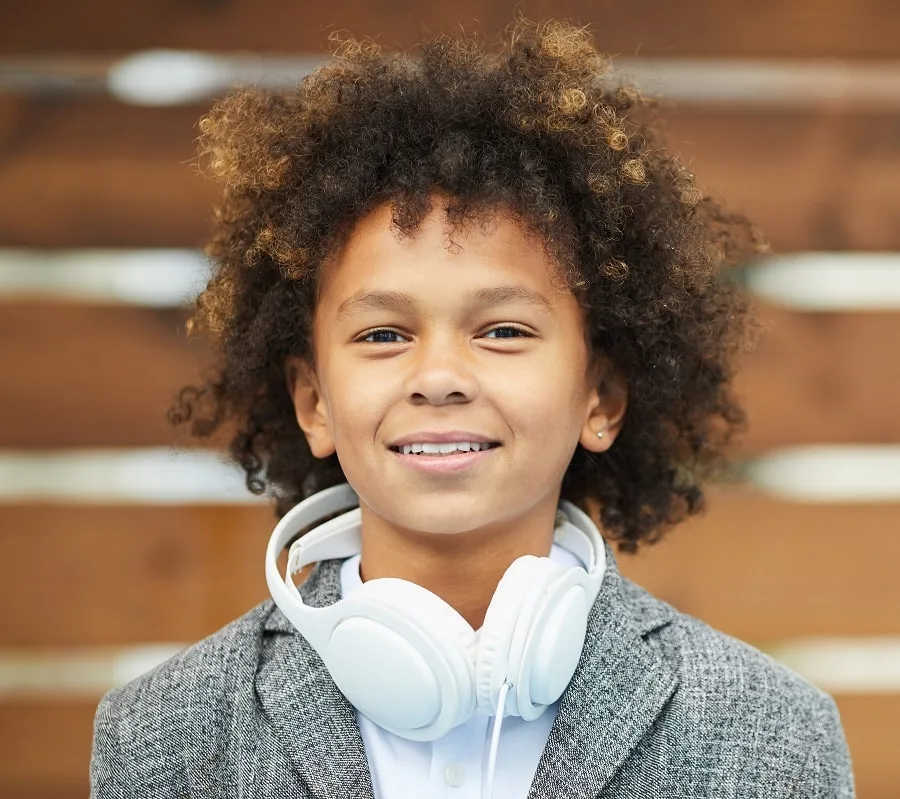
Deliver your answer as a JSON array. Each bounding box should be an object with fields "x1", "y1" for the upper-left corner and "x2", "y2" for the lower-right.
[
  {"x1": 354, "y1": 576, "x2": 478, "y2": 667},
  {"x1": 340, "y1": 577, "x2": 479, "y2": 736},
  {"x1": 474, "y1": 556, "x2": 565, "y2": 714}
]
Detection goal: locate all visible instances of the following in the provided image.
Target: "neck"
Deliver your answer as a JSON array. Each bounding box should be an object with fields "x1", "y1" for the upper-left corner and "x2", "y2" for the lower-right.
[{"x1": 357, "y1": 498, "x2": 559, "y2": 629}]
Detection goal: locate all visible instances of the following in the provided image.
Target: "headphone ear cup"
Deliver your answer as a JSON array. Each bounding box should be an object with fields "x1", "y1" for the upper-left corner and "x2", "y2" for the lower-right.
[
  {"x1": 475, "y1": 556, "x2": 566, "y2": 716},
  {"x1": 513, "y1": 568, "x2": 592, "y2": 720},
  {"x1": 325, "y1": 577, "x2": 479, "y2": 741}
]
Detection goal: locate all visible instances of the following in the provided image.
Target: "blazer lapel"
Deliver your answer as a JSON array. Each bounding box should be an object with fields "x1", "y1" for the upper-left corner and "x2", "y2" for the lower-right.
[
  {"x1": 255, "y1": 547, "x2": 675, "y2": 799},
  {"x1": 255, "y1": 560, "x2": 375, "y2": 799},
  {"x1": 528, "y1": 544, "x2": 679, "y2": 798}
]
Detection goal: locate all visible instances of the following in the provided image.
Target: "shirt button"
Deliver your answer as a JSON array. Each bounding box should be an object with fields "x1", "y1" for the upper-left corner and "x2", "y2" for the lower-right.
[{"x1": 444, "y1": 763, "x2": 465, "y2": 787}]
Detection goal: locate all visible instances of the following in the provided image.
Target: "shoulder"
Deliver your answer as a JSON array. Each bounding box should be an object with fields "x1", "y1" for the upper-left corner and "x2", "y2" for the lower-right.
[
  {"x1": 91, "y1": 601, "x2": 275, "y2": 797},
  {"x1": 97, "y1": 599, "x2": 272, "y2": 718},
  {"x1": 618, "y1": 577, "x2": 854, "y2": 796},
  {"x1": 621, "y1": 576, "x2": 828, "y2": 712}
]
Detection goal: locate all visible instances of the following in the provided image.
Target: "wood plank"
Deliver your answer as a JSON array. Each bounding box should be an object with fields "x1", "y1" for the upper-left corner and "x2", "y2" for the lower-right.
[
  {"x1": 1, "y1": 97, "x2": 900, "y2": 250},
  {"x1": 733, "y1": 306, "x2": 900, "y2": 452},
  {"x1": 617, "y1": 489, "x2": 900, "y2": 640},
  {"x1": 0, "y1": 303, "x2": 200, "y2": 449},
  {"x1": 0, "y1": 97, "x2": 216, "y2": 249},
  {"x1": 1, "y1": 301, "x2": 899, "y2": 451},
  {"x1": 0, "y1": 694, "x2": 896, "y2": 797},
  {"x1": 663, "y1": 106, "x2": 900, "y2": 254},
  {"x1": 835, "y1": 694, "x2": 900, "y2": 799},
  {"x1": 0, "y1": 702, "x2": 92, "y2": 799},
  {"x1": 2, "y1": 0, "x2": 900, "y2": 59},
  {"x1": 1, "y1": 493, "x2": 899, "y2": 647},
  {"x1": 0, "y1": 504, "x2": 273, "y2": 647}
]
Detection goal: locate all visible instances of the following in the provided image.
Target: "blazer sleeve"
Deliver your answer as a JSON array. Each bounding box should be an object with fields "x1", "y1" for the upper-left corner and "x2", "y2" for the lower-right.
[
  {"x1": 795, "y1": 695, "x2": 855, "y2": 798},
  {"x1": 90, "y1": 692, "x2": 137, "y2": 799}
]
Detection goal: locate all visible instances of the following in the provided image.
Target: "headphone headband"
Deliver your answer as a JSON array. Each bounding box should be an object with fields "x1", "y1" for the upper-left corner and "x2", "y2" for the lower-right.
[
  {"x1": 264, "y1": 483, "x2": 607, "y2": 740},
  {"x1": 266, "y1": 483, "x2": 604, "y2": 593}
]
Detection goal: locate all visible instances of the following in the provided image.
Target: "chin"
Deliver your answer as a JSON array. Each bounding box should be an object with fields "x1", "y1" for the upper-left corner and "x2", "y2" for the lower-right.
[
  {"x1": 408, "y1": 518, "x2": 486, "y2": 536},
  {"x1": 388, "y1": 497, "x2": 507, "y2": 537}
]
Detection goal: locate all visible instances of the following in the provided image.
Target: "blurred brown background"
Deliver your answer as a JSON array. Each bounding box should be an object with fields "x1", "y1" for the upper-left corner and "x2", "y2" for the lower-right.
[{"x1": 1, "y1": 1, "x2": 899, "y2": 797}]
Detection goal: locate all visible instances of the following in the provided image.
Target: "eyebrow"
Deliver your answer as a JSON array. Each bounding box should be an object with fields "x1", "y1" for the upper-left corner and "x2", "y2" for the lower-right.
[{"x1": 335, "y1": 285, "x2": 553, "y2": 320}]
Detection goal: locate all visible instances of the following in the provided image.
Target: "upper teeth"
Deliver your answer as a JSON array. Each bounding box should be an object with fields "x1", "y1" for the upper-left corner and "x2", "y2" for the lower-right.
[{"x1": 399, "y1": 442, "x2": 493, "y2": 455}]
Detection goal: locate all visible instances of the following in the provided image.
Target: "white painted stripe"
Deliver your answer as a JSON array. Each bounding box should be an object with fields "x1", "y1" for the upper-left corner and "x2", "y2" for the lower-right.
[
  {"x1": 3, "y1": 250, "x2": 900, "y2": 311},
  {"x1": 4, "y1": 53, "x2": 900, "y2": 108},
  {"x1": 617, "y1": 58, "x2": 900, "y2": 108},
  {"x1": 767, "y1": 638, "x2": 900, "y2": 694},
  {"x1": 746, "y1": 446, "x2": 900, "y2": 503},
  {"x1": 1, "y1": 446, "x2": 900, "y2": 504},
  {"x1": 0, "y1": 645, "x2": 187, "y2": 698},
  {"x1": 0, "y1": 449, "x2": 263, "y2": 505},
  {"x1": 744, "y1": 253, "x2": 900, "y2": 311},
  {"x1": 0, "y1": 248, "x2": 207, "y2": 307},
  {"x1": 97, "y1": 54, "x2": 900, "y2": 109},
  {"x1": 0, "y1": 638, "x2": 896, "y2": 697},
  {"x1": 107, "y1": 52, "x2": 323, "y2": 106}
]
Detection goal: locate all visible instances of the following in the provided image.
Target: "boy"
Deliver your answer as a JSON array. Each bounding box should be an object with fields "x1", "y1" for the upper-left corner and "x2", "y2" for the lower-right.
[{"x1": 91, "y1": 20, "x2": 854, "y2": 798}]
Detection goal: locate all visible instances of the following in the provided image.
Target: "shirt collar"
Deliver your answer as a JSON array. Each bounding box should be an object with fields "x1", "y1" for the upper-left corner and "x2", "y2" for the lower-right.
[{"x1": 338, "y1": 540, "x2": 585, "y2": 599}]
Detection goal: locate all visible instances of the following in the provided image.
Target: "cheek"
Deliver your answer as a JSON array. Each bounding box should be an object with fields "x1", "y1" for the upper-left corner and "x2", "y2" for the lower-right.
[
  {"x1": 489, "y1": 357, "x2": 589, "y2": 437},
  {"x1": 321, "y1": 362, "x2": 393, "y2": 439}
]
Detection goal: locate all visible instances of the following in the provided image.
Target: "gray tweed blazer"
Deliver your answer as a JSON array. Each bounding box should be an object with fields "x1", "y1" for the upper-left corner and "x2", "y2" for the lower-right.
[{"x1": 91, "y1": 546, "x2": 854, "y2": 798}]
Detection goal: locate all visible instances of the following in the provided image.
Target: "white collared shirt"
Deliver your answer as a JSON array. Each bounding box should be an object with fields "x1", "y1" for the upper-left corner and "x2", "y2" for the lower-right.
[{"x1": 339, "y1": 543, "x2": 583, "y2": 798}]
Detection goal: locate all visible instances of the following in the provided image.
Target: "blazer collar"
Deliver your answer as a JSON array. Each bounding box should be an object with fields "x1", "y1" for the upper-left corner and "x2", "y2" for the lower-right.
[
  {"x1": 528, "y1": 541, "x2": 679, "y2": 797},
  {"x1": 258, "y1": 542, "x2": 677, "y2": 798},
  {"x1": 256, "y1": 560, "x2": 375, "y2": 799}
]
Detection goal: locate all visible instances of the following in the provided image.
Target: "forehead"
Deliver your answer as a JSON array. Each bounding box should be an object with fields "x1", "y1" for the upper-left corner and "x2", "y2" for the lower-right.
[{"x1": 318, "y1": 200, "x2": 570, "y2": 303}]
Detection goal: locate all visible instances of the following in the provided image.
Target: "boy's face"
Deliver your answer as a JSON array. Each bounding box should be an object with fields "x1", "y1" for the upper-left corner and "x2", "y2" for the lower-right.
[{"x1": 288, "y1": 201, "x2": 623, "y2": 538}]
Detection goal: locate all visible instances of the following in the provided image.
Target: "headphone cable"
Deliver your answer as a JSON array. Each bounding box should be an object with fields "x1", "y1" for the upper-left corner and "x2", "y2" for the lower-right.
[{"x1": 482, "y1": 681, "x2": 511, "y2": 799}]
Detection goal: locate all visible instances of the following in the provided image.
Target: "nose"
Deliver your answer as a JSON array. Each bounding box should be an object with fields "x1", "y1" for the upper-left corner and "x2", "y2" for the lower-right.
[{"x1": 405, "y1": 336, "x2": 479, "y2": 407}]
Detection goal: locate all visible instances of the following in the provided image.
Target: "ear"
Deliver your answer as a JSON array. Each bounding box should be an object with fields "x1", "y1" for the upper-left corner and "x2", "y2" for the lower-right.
[
  {"x1": 578, "y1": 359, "x2": 628, "y2": 454},
  {"x1": 285, "y1": 356, "x2": 336, "y2": 459}
]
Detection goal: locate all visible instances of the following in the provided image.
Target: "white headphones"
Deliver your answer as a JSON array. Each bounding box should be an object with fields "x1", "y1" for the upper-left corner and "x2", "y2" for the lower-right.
[{"x1": 265, "y1": 483, "x2": 606, "y2": 741}]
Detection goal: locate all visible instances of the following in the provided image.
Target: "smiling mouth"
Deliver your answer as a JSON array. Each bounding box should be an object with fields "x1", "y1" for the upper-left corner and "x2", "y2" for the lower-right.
[{"x1": 389, "y1": 442, "x2": 500, "y2": 456}]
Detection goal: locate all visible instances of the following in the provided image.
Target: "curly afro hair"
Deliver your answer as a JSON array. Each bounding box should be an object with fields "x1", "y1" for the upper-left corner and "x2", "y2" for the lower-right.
[{"x1": 172, "y1": 19, "x2": 760, "y2": 552}]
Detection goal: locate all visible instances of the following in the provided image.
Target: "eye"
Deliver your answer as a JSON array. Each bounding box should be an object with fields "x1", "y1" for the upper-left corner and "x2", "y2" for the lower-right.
[
  {"x1": 482, "y1": 326, "x2": 532, "y2": 339},
  {"x1": 359, "y1": 328, "x2": 408, "y2": 344}
]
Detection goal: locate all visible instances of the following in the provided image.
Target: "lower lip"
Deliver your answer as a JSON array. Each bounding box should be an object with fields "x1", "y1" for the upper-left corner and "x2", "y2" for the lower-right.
[{"x1": 390, "y1": 447, "x2": 498, "y2": 474}]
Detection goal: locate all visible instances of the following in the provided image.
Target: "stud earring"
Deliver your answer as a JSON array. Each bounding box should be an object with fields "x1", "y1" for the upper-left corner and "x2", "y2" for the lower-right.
[{"x1": 596, "y1": 430, "x2": 606, "y2": 440}]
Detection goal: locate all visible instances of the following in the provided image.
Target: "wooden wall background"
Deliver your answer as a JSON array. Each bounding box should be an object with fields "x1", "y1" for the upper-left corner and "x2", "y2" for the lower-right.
[{"x1": 1, "y1": 1, "x2": 899, "y2": 796}]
